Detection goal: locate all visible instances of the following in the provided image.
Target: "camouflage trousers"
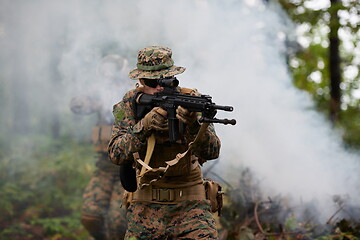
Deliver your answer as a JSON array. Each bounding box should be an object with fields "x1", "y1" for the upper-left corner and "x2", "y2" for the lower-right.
[
  {"x1": 125, "y1": 200, "x2": 218, "y2": 240},
  {"x1": 82, "y1": 168, "x2": 127, "y2": 240}
]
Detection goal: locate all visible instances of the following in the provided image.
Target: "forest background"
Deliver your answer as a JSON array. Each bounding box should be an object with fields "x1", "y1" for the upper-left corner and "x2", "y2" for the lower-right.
[{"x1": 0, "y1": 0, "x2": 359, "y2": 239}]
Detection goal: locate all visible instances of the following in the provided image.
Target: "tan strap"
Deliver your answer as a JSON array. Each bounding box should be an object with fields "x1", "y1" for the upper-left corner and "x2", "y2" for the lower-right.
[
  {"x1": 180, "y1": 87, "x2": 196, "y2": 95},
  {"x1": 139, "y1": 134, "x2": 156, "y2": 176},
  {"x1": 132, "y1": 184, "x2": 206, "y2": 204},
  {"x1": 204, "y1": 179, "x2": 223, "y2": 215},
  {"x1": 192, "y1": 122, "x2": 210, "y2": 145},
  {"x1": 135, "y1": 86, "x2": 145, "y2": 92},
  {"x1": 165, "y1": 122, "x2": 209, "y2": 166},
  {"x1": 137, "y1": 122, "x2": 209, "y2": 188},
  {"x1": 133, "y1": 152, "x2": 140, "y2": 162},
  {"x1": 123, "y1": 191, "x2": 133, "y2": 209}
]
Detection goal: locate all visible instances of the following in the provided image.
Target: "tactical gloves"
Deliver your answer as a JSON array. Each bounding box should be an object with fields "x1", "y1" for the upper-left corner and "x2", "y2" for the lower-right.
[
  {"x1": 176, "y1": 106, "x2": 201, "y2": 134},
  {"x1": 135, "y1": 106, "x2": 201, "y2": 139},
  {"x1": 176, "y1": 106, "x2": 197, "y2": 125},
  {"x1": 142, "y1": 107, "x2": 168, "y2": 131}
]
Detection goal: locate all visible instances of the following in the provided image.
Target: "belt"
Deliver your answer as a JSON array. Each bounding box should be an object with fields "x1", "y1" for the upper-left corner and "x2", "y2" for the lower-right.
[{"x1": 132, "y1": 184, "x2": 206, "y2": 204}]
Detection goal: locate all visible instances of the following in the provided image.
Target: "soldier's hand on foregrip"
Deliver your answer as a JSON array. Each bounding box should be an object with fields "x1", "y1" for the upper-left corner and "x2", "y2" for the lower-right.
[
  {"x1": 176, "y1": 106, "x2": 197, "y2": 125},
  {"x1": 142, "y1": 107, "x2": 168, "y2": 131}
]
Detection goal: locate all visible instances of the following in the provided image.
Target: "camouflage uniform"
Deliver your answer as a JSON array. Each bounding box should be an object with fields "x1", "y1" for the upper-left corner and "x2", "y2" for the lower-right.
[
  {"x1": 71, "y1": 95, "x2": 127, "y2": 239},
  {"x1": 108, "y1": 46, "x2": 221, "y2": 240}
]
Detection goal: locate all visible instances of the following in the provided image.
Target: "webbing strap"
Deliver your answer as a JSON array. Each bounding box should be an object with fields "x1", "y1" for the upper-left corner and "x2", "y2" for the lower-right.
[
  {"x1": 139, "y1": 134, "x2": 156, "y2": 176},
  {"x1": 180, "y1": 87, "x2": 196, "y2": 95},
  {"x1": 190, "y1": 122, "x2": 210, "y2": 148},
  {"x1": 132, "y1": 184, "x2": 206, "y2": 204},
  {"x1": 136, "y1": 122, "x2": 210, "y2": 188},
  {"x1": 164, "y1": 122, "x2": 209, "y2": 166}
]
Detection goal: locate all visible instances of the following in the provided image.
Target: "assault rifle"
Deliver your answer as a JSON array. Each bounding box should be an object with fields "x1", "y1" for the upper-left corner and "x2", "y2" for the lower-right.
[{"x1": 133, "y1": 77, "x2": 236, "y2": 142}]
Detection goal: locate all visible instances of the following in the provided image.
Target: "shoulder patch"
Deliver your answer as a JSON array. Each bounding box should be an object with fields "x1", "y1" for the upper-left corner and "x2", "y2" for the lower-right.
[{"x1": 114, "y1": 108, "x2": 125, "y2": 122}]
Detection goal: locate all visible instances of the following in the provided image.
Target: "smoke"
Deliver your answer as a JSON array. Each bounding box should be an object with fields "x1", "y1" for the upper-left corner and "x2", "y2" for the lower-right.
[{"x1": 1, "y1": 0, "x2": 359, "y2": 222}]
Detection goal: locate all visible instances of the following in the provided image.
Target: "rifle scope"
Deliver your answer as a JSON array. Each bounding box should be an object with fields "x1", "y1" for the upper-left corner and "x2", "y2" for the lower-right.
[{"x1": 158, "y1": 77, "x2": 179, "y2": 88}]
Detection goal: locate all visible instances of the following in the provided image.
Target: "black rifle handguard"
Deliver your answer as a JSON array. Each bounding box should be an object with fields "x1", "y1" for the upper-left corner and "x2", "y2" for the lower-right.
[{"x1": 134, "y1": 77, "x2": 236, "y2": 142}]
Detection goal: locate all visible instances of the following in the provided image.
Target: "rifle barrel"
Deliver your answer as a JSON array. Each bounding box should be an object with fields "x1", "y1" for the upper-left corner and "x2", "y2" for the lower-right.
[{"x1": 213, "y1": 105, "x2": 233, "y2": 112}]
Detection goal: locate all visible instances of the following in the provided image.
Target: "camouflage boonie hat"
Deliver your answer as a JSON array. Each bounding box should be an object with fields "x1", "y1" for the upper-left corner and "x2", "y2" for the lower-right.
[{"x1": 128, "y1": 46, "x2": 186, "y2": 80}]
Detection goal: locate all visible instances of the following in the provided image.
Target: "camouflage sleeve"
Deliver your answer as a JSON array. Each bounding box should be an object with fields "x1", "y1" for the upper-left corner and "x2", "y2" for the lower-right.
[
  {"x1": 107, "y1": 90, "x2": 149, "y2": 165},
  {"x1": 181, "y1": 88, "x2": 221, "y2": 161},
  {"x1": 185, "y1": 123, "x2": 221, "y2": 161}
]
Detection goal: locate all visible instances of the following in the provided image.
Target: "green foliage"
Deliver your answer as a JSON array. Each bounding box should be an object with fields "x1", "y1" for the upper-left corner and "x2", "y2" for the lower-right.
[
  {"x1": 0, "y1": 223, "x2": 30, "y2": 240},
  {"x1": 0, "y1": 215, "x2": 90, "y2": 240},
  {"x1": 277, "y1": 0, "x2": 360, "y2": 149},
  {"x1": 284, "y1": 215, "x2": 298, "y2": 231},
  {"x1": 29, "y1": 215, "x2": 88, "y2": 239},
  {"x1": 339, "y1": 106, "x2": 360, "y2": 149},
  {"x1": 315, "y1": 236, "x2": 335, "y2": 240},
  {"x1": 0, "y1": 134, "x2": 96, "y2": 239}
]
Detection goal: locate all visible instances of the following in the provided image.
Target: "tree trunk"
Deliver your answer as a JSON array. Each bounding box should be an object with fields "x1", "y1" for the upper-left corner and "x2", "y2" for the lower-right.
[{"x1": 329, "y1": 0, "x2": 341, "y2": 123}]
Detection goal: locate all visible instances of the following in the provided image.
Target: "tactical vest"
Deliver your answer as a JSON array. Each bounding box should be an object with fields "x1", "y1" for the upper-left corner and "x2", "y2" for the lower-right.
[
  {"x1": 92, "y1": 123, "x2": 119, "y2": 173},
  {"x1": 121, "y1": 86, "x2": 225, "y2": 212},
  {"x1": 133, "y1": 86, "x2": 203, "y2": 189},
  {"x1": 91, "y1": 124, "x2": 112, "y2": 153}
]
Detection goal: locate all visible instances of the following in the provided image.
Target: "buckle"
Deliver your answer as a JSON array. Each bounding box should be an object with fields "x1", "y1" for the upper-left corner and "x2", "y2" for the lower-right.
[{"x1": 152, "y1": 188, "x2": 175, "y2": 202}]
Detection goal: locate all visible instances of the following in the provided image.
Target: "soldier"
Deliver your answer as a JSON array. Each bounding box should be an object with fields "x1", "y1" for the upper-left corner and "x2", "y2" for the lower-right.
[
  {"x1": 70, "y1": 55, "x2": 128, "y2": 240},
  {"x1": 108, "y1": 46, "x2": 221, "y2": 239}
]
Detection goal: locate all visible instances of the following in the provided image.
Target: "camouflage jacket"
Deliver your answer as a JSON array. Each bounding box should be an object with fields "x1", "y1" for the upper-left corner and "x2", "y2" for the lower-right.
[
  {"x1": 108, "y1": 87, "x2": 221, "y2": 186},
  {"x1": 70, "y1": 95, "x2": 119, "y2": 173}
]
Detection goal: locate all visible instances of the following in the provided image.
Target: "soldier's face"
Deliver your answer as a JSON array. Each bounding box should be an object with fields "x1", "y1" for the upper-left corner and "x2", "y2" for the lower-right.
[{"x1": 140, "y1": 79, "x2": 164, "y2": 95}]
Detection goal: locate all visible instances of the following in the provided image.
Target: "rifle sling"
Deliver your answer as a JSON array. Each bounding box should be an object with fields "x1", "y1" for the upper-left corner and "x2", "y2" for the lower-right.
[
  {"x1": 139, "y1": 134, "x2": 156, "y2": 176},
  {"x1": 136, "y1": 122, "x2": 209, "y2": 188}
]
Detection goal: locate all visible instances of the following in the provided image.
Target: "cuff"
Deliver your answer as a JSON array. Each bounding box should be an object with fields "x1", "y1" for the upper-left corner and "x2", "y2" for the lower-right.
[
  {"x1": 132, "y1": 120, "x2": 151, "y2": 141},
  {"x1": 187, "y1": 120, "x2": 201, "y2": 135}
]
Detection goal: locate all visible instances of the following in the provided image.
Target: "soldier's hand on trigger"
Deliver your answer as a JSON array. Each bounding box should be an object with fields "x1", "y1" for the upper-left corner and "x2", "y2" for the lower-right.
[
  {"x1": 142, "y1": 107, "x2": 168, "y2": 131},
  {"x1": 176, "y1": 106, "x2": 197, "y2": 125}
]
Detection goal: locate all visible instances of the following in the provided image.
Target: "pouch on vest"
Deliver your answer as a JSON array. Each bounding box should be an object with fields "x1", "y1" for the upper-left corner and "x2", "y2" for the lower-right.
[
  {"x1": 123, "y1": 191, "x2": 133, "y2": 209},
  {"x1": 148, "y1": 142, "x2": 192, "y2": 177},
  {"x1": 204, "y1": 178, "x2": 223, "y2": 216},
  {"x1": 120, "y1": 160, "x2": 137, "y2": 192}
]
